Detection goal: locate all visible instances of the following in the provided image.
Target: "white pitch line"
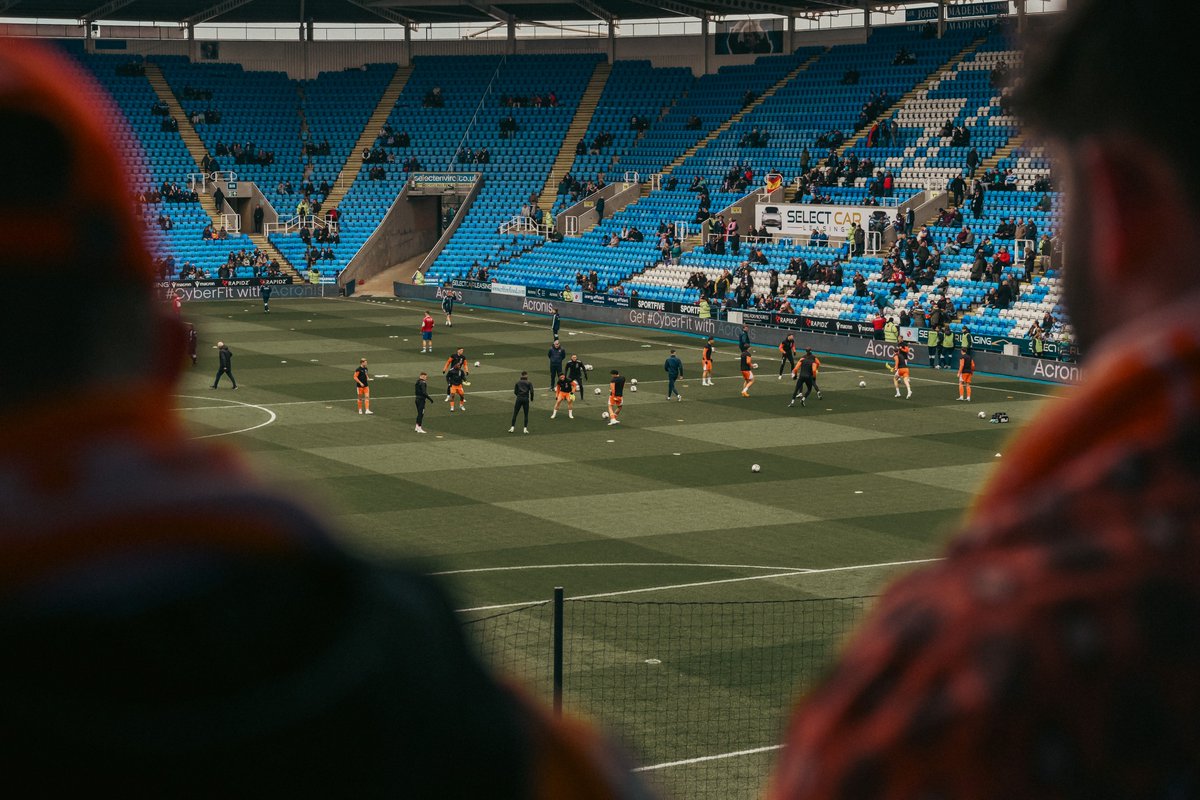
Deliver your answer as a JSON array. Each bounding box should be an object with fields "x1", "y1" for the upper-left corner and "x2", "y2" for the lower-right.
[
  {"x1": 632, "y1": 744, "x2": 784, "y2": 773},
  {"x1": 434, "y1": 561, "x2": 815, "y2": 576},
  {"x1": 177, "y1": 394, "x2": 278, "y2": 439},
  {"x1": 453, "y1": 557, "x2": 940, "y2": 613}
]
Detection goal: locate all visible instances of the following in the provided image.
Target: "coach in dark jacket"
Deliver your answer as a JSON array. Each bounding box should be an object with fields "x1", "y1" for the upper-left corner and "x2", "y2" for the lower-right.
[
  {"x1": 212, "y1": 341, "x2": 236, "y2": 389},
  {"x1": 511, "y1": 371, "x2": 535, "y2": 433}
]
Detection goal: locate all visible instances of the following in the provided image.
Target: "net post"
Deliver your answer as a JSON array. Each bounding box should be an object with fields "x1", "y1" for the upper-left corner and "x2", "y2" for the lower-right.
[{"x1": 553, "y1": 586, "x2": 564, "y2": 718}]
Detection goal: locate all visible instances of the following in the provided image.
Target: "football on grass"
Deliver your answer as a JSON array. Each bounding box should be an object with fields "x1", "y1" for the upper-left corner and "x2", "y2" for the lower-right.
[
  {"x1": 858, "y1": 380, "x2": 866, "y2": 388},
  {"x1": 751, "y1": 464, "x2": 761, "y2": 473},
  {"x1": 978, "y1": 411, "x2": 987, "y2": 418},
  {"x1": 594, "y1": 387, "x2": 602, "y2": 395},
  {"x1": 630, "y1": 385, "x2": 637, "y2": 392},
  {"x1": 473, "y1": 360, "x2": 480, "y2": 367},
  {"x1": 602, "y1": 411, "x2": 610, "y2": 419}
]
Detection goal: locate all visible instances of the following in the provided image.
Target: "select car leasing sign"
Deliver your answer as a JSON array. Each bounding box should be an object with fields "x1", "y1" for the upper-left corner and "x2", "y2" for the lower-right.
[{"x1": 755, "y1": 203, "x2": 880, "y2": 240}]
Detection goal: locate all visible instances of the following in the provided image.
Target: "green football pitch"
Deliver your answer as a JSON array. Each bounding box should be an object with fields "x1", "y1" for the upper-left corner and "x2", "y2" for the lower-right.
[{"x1": 179, "y1": 295, "x2": 1063, "y2": 798}]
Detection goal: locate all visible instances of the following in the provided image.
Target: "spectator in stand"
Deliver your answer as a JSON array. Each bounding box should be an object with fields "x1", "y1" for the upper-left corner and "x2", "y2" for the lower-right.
[
  {"x1": 0, "y1": 40, "x2": 651, "y2": 799},
  {"x1": 773, "y1": 2, "x2": 1200, "y2": 796}
]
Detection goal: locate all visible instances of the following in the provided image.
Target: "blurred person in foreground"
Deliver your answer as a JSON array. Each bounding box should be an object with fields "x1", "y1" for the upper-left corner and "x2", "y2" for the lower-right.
[
  {"x1": 772, "y1": 3, "x2": 1200, "y2": 797},
  {"x1": 0, "y1": 40, "x2": 648, "y2": 799}
]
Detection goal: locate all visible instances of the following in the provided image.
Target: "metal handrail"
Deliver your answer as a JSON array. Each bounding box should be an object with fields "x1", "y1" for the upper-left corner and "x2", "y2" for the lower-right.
[
  {"x1": 446, "y1": 54, "x2": 506, "y2": 171},
  {"x1": 265, "y1": 214, "x2": 340, "y2": 235}
]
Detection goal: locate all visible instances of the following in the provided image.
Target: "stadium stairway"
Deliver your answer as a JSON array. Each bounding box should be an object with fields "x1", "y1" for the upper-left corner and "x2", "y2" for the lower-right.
[
  {"x1": 144, "y1": 61, "x2": 301, "y2": 280},
  {"x1": 657, "y1": 49, "x2": 825, "y2": 180},
  {"x1": 324, "y1": 64, "x2": 413, "y2": 211},
  {"x1": 836, "y1": 34, "x2": 989, "y2": 156},
  {"x1": 144, "y1": 62, "x2": 220, "y2": 226},
  {"x1": 536, "y1": 60, "x2": 611, "y2": 212}
]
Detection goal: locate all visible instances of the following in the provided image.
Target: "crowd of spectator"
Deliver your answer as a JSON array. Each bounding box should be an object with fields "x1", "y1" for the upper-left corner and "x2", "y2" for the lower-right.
[
  {"x1": 299, "y1": 217, "x2": 340, "y2": 246},
  {"x1": 138, "y1": 181, "x2": 199, "y2": 203},
  {"x1": 188, "y1": 108, "x2": 222, "y2": 125},
  {"x1": 303, "y1": 139, "x2": 332, "y2": 157},
  {"x1": 556, "y1": 173, "x2": 606, "y2": 204},
  {"x1": 574, "y1": 269, "x2": 602, "y2": 292},
  {"x1": 939, "y1": 118, "x2": 972, "y2": 147},
  {"x1": 303, "y1": 244, "x2": 338, "y2": 266},
  {"x1": 814, "y1": 129, "x2": 847, "y2": 152},
  {"x1": 375, "y1": 125, "x2": 411, "y2": 148},
  {"x1": 856, "y1": 91, "x2": 893, "y2": 131},
  {"x1": 864, "y1": 116, "x2": 900, "y2": 148},
  {"x1": 738, "y1": 127, "x2": 770, "y2": 147},
  {"x1": 455, "y1": 147, "x2": 491, "y2": 164},
  {"x1": 213, "y1": 140, "x2": 274, "y2": 166},
  {"x1": 168, "y1": 248, "x2": 282, "y2": 282},
  {"x1": 499, "y1": 92, "x2": 557, "y2": 107},
  {"x1": 575, "y1": 131, "x2": 614, "y2": 155},
  {"x1": 606, "y1": 226, "x2": 645, "y2": 248}
]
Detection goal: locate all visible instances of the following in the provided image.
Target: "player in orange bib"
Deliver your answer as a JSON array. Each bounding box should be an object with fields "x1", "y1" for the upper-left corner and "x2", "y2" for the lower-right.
[
  {"x1": 551, "y1": 374, "x2": 575, "y2": 419},
  {"x1": 957, "y1": 347, "x2": 975, "y2": 401},
  {"x1": 446, "y1": 364, "x2": 467, "y2": 411},
  {"x1": 354, "y1": 358, "x2": 373, "y2": 415},
  {"x1": 701, "y1": 337, "x2": 715, "y2": 386},
  {"x1": 893, "y1": 343, "x2": 913, "y2": 399},
  {"x1": 607, "y1": 369, "x2": 625, "y2": 425},
  {"x1": 442, "y1": 347, "x2": 469, "y2": 402},
  {"x1": 739, "y1": 349, "x2": 755, "y2": 397}
]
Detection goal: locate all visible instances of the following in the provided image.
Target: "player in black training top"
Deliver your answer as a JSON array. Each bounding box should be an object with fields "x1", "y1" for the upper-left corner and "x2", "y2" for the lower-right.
[
  {"x1": 446, "y1": 365, "x2": 467, "y2": 412},
  {"x1": 563, "y1": 354, "x2": 588, "y2": 398},
  {"x1": 789, "y1": 349, "x2": 822, "y2": 408},
  {"x1": 354, "y1": 358, "x2": 373, "y2": 415},
  {"x1": 778, "y1": 334, "x2": 797, "y2": 379},
  {"x1": 441, "y1": 289, "x2": 455, "y2": 326},
  {"x1": 701, "y1": 337, "x2": 714, "y2": 386},
  {"x1": 510, "y1": 370, "x2": 535, "y2": 433},
  {"x1": 551, "y1": 374, "x2": 576, "y2": 420},
  {"x1": 442, "y1": 347, "x2": 468, "y2": 401},
  {"x1": 414, "y1": 371, "x2": 430, "y2": 433}
]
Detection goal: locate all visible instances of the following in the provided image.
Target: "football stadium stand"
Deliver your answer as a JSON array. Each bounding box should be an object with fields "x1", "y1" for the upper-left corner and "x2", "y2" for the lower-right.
[{"x1": 64, "y1": 14, "x2": 1067, "y2": 344}]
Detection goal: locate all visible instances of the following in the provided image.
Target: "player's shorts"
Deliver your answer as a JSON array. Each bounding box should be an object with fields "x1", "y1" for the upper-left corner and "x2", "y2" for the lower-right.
[
  {"x1": 556, "y1": 390, "x2": 571, "y2": 401},
  {"x1": 609, "y1": 396, "x2": 623, "y2": 407},
  {"x1": 421, "y1": 330, "x2": 432, "y2": 340},
  {"x1": 741, "y1": 370, "x2": 754, "y2": 381},
  {"x1": 357, "y1": 386, "x2": 369, "y2": 397},
  {"x1": 959, "y1": 372, "x2": 973, "y2": 383},
  {"x1": 450, "y1": 385, "x2": 465, "y2": 396},
  {"x1": 896, "y1": 367, "x2": 910, "y2": 378},
  {"x1": 702, "y1": 359, "x2": 712, "y2": 371}
]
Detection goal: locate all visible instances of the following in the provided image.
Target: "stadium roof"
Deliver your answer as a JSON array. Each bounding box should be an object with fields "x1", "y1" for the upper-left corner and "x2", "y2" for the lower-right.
[{"x1": 2, "y1": 0, "x2": 928, "y2": 26}]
